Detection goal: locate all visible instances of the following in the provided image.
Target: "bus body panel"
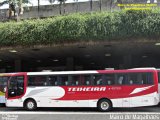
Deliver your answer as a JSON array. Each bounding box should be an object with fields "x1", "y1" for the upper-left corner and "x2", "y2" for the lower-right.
[{"x1": 6, "y1": 86, "x2": 159, "y2": 108}]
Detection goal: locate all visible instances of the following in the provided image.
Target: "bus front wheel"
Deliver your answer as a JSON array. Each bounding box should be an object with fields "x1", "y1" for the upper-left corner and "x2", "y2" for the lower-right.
[
  {"x1": 24, "y1": 99, "x2": 37, "y2": 111},
  {"x1": 97, "y1": 99, "x2": 112, "y2": 112}
]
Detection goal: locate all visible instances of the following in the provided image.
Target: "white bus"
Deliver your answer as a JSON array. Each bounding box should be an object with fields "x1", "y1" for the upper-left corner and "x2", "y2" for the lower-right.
[
  {"x1": 0, "y1": 73, "x2": 11, "y2": 104},
  {"x1": 5, "y1": 69, "x2": 159, "y2": 111}
]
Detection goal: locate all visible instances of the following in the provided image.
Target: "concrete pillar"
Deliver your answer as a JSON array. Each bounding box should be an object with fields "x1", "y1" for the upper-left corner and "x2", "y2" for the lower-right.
[
  {"x1": 123, "y1": 55, "x2": 132, "y2": 69},
  {"x1": 66, "y1": 57, "x2": 74, "y2": 71},
  {"x1": 14, "y1": 59, "x2": 21, "y2": 72}
]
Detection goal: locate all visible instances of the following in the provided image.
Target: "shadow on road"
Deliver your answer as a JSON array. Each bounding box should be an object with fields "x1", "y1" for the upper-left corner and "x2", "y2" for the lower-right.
[{"x1": 0, "y1": 105, "x2": 159, "y2": 112}]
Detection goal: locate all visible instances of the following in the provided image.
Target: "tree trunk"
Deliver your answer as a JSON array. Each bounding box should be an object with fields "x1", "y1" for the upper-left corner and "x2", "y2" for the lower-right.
[
  {"x1": 76, "y1": 0, "x2": 78, "y2": 12},
  {"x1": 99, "y1": 0, "x2": 102, "y2": 11},
  {"x1": 59, "y1": 2, "x2": 62, "y2": 15},
  {"x1": 19, "y1": 0, "x2": 23, "y2": 15},
  {"x1": 90, "y1": 0, "x2": 93, "y2": 11},
  {"x1": 9, "y1": 2, "x2": 16, "y2": 19},
  {"x1": 110, "y1": 0, "x2": 112, "y2": 11},
  {"x1": 63, "y1": 1, "x2": 66, "y2": 14},
  {"x1": 38, "y1": 0, "x2": 40, "y2": 17},
  {"x1": 8, "y1": 4, "x2": 12, "y2": 19}
]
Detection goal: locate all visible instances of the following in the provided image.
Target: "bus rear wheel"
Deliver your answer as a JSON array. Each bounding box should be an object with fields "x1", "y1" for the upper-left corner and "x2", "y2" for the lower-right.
[
  {"x1": 97, "y1": 99, "x2": 112, "y2": 112},
  {"x1": 24, "y1": 99, "x2": 37, "y2": 111}
]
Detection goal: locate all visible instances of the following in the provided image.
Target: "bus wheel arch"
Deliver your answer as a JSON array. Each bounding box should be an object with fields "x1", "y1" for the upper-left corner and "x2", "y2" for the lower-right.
[
  {"x1": 24, "y1": 98, "x2": 37, "y2": 111},
  {"x1": 97, "y1": 98, "x2": 112, "y2": 112}
]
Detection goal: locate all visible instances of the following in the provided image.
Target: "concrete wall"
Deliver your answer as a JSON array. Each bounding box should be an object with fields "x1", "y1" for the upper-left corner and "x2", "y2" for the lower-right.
[
  {"x1": 0, "y1": 0, "x2": 160, "y2": 20},
  {"x1": 0, "y1": 0, "x2": 120, "y2": 20}
]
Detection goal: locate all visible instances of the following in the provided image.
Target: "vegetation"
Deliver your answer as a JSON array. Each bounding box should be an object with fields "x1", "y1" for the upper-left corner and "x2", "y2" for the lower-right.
[
  {"x1": 0, "y1": 0, "x2": 31, "y2": 18},
  {"x1": 0, "y1": 10, "x2": 160, "y2": 47}
]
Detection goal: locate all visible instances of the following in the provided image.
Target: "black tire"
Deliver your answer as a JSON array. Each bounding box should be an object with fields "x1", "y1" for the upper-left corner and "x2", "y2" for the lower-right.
[
  {"x1": 24, "y1": 99, "x2": 37, "y2": 111},
  {"x1": 97, "y1": 99, "x2": 112, "y2": 112}
]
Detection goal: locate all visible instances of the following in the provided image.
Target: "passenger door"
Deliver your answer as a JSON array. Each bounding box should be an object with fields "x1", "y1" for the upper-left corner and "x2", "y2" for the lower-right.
[{"x1": 115, "y1": 73, "x2": 130, "y2": 107}]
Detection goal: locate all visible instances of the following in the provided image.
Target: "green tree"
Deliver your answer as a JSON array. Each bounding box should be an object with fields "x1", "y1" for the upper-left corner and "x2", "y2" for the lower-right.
[{"x1": 0, "y1": 0, "x2": 31, "y2": 19}]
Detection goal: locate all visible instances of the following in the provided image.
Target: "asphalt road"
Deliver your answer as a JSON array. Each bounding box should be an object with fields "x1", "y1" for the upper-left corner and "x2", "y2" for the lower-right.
[{"x1": 0, "y1": 105, "x2": 160, "y2": 120}]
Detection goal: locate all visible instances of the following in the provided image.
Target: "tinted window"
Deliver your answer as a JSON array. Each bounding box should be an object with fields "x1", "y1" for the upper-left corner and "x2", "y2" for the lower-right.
[
  {"x1": 128, "y1": 73, "x2": 143, "y2": 85},
  {"x1": 158, "y1": 72, "x2": 160, "y2": 83},
  {"x1": 128, "y1": 72, "x2": 153, "y2": 85},
  {"x1": 57, "y1": 76, "x2": 68, "y2": 86},
  {"x1": 102, "y1": 74, "x2": 115, "y2": 85},
  {"x1": 71, "y1": 75, "x2": 82, "y2": 86},
  {"x1": 115, "y1": 74, "x2": 128, "y2": 85},
  {"x1": 28, "y1": 75, "x2": 70, "y2": 86},
  {"x1": 93, "y1": 75, "x2": 102, "y2": 85},
  {"x1": 28, "y1": 76, "x2": 48, "y2": 86},
  {"x1": 47, "y1": 76, "x2": 58, "y2": 86},
  {"x1": 84, "y1": 75, "x2": 92, "y2": 85},
  {"x1": 8, "y1": 76, "x2": 24, "y2": 98},
  {"x1": 142, "y1": 73, "x2": 153, "y2": 84}
]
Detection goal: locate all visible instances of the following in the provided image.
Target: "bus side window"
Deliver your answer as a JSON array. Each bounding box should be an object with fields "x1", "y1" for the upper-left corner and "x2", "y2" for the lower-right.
[
  {"x1": 58, "y1": 76, "x2": 68, "y2": 86},
  {"x1": 104, "y1": 74, "x2": 115, "y2": 85},
  {"x1": 84, "y1": 75, "x2": 92, "y2": 86},
  {"x1": 118, "y1": 76, "x2": 123, "y2": 85},
  {"x1": 47, "y1": 76, "x2": 58, "y2": 86},
  {"x1": 94, "y1": 75, "x2": 102, "y2": 85},
  {"x1": 115, "y1": 74, "x2": 127, "y2": 85},
  {"x1": 71, "y1": 75, "x2": 81, "y2": 86},
  {"x1": 142, "y1": 73, "x2": 153, "y2": 85},
  {"x1": 158, "y1": 72, "x2": 160, "y2": 83},
  {"x1": 128, "y1": 73, "x2": 138, "y2": 85},
  {"x1": 28, "y1": 76, "x2": 34, "y2": 86}
]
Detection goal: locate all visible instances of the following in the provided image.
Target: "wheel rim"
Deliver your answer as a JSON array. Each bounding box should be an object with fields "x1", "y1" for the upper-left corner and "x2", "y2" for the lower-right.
[
  {"x1": 101, "y1": 101, "x2": 109, "y2": 110},
  {"x1": 27, "y1": 101, "x2": 34, "y2": 109}
]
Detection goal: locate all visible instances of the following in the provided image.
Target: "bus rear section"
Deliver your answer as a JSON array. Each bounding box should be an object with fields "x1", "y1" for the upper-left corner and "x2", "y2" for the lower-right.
[{"x1": 5, "y1": 69, "x2": 159, "y2": 111}]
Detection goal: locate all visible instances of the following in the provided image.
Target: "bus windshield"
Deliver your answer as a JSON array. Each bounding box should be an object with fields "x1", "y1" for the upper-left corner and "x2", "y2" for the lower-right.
[{"x1": 8, "y1": 76, "x2": 24, "y2": 98}]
